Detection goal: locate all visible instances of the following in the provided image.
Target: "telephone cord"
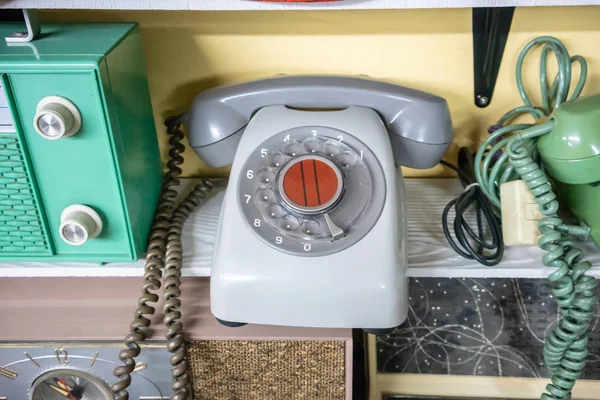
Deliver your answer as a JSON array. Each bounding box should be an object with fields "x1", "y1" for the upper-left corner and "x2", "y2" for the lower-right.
[
  {"x1": 440, "y1": 149, "x2": 503, "y2": 266},
  {"x1": 164, "y1": 174, "x2": 215, "y2": 399},
  {"x1": 473, "y1": 36, "x2": 597, "y2": 400},
  {"x1": 112, "y1": 116, "x2": 215, "y2": 400}
]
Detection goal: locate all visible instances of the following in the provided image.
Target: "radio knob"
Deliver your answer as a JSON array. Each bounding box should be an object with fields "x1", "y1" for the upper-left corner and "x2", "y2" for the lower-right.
[
  {"x1": 59, "y1": 204, "x2": 103, "y2": 246},
  {"x1": 33, "y1": 96, "x2": 82, "y2": 140}
]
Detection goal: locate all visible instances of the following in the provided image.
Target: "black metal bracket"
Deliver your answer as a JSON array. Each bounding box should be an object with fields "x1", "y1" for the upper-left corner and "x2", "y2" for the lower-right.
[{"x1": 473, "y1": 7, "x2": 515, "y2": 108}]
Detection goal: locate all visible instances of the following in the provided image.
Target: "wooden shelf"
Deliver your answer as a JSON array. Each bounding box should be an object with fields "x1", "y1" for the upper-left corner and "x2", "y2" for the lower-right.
[
  {"x1": 0, "y1": 178, "x2": 598, "y2": 279},
  {"x1": 1, "y1": 0, "x2": 599, "y2": 11},
  {"x1": 0, "y1": 276, "x2": 352, "y2": 341}
]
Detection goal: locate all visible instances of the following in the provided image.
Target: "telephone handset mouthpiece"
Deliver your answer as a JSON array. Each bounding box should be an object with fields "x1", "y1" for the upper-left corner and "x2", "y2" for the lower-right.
[{"x1": 186, "y1": 75, "x2": 453, "y2": 169}]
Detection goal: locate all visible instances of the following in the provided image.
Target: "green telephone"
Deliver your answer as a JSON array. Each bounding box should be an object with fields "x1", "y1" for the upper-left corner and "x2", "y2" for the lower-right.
[
  {"x1": 537, "y1": 95, "x2": 600, "y2": 246},
  {"x1": 474, "y1": 37, "x2": 598, "y2": 400}
]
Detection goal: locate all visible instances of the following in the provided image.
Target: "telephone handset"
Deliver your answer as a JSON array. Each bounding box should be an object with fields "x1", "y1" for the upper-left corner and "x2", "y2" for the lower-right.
[
  {"x1": 186, "y1": 76, "x2": 453, "y2": 329},
  {"x1": 187, "y1": 76, "x2": 452, "y2": 169},
  {"x1": 113, "y1": 76, "x2": 453, "y2": 399}
]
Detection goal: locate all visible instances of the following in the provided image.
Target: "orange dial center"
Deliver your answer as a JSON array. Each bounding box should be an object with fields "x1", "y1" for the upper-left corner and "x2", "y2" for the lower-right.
[{"x1": 281, "y1": 157, "x2": 341, "y2": 210}]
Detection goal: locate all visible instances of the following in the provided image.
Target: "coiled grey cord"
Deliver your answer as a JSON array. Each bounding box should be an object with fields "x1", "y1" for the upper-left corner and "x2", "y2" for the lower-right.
[
  {"x1": 112, "y1": 116, "x2": 215, "y2": 400},
  {"x1": 164, "y1": 176, "x2": 215, "y2": 399}
]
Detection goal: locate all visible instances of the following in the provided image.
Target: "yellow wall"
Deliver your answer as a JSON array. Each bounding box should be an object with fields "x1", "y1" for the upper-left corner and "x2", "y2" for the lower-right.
[{"x1": 42, "y1": 6, "x2": 600, "y2": 178}]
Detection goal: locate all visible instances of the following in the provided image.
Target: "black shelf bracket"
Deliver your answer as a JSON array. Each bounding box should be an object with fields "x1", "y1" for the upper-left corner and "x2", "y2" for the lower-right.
[{"x1": 473, "y1": 7, "x2": 515, "y2": 108}]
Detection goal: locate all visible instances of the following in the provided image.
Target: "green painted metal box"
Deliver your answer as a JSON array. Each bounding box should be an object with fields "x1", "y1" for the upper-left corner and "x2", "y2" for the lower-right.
[{"x1": 0, "y1": 23, "x2": 162, "y2": 262}]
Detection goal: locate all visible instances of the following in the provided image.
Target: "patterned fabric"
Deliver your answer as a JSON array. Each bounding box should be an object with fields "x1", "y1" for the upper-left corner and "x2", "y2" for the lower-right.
[
  {"x1": 188, "y1": 340, "x2": 345, "y2": 400},
  {"x1": 377, "y1": 278, "x2": 600, "y2": 379}
]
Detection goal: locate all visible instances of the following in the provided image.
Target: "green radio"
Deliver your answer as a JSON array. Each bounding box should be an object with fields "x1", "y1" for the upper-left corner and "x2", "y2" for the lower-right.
[{"x1": 0, "y1": 22, "x2": 161, "y2": 262}]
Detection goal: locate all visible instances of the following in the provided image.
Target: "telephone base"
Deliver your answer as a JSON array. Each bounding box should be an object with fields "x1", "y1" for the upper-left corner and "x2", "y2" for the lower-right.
[
  {"x1": 363, "y1": 326, "x2": 399, "y2": 336},
  {"x1": 210, "y1": 105, "x2": 409, "y2": 330},
  {"x1": 216, "y1": 318, "x2": 247, "y2": 328}
]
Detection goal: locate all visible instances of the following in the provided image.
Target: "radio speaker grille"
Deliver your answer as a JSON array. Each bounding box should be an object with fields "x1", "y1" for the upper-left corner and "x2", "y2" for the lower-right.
[
  {"x1": 187, "y1": 340, "x2": 346, "y2": 400},
  {"x1": 0, "y1": 135, "x2": 49, "y2": 254}
]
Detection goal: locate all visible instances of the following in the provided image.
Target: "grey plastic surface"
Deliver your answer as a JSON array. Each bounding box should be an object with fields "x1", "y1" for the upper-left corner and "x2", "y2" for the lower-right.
[
  {"x1": 391, "y1": 135, "x2": 451, "y2": 169},
  {"x1": 194, "y1": 126, "x2": 244, "y2": 168},
  {"x1": 187, "y1": 76, "x2": 453, "y2": 169}
]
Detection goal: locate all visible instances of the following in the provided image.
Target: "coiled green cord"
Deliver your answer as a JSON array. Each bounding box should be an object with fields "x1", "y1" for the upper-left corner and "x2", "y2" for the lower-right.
[{"x1": 474, "y1": 37, "x2": 598, "y2": 400}]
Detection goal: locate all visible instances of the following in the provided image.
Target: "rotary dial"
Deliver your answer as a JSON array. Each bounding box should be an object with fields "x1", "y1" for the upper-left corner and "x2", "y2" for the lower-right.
[{"x1": 238, "y1": 126, "x2": 386, "y2": 257}]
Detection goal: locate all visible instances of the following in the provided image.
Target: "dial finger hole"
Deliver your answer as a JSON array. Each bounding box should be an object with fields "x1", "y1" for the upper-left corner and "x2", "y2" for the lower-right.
[
  {"x1": 257, "y1": 168, "x2": 275, "y2": 185},
  {"x1": 280, "y1": 214, "x2": 299, "y2": 232},
  {"x1": 323, "y1": 140, "x2": 341, "y2": 157},
  {"x1": 267, "y1": 151, "x2": 286, "y2": 168},
  {"x1": 303, "y1": 137, "x2": 322, "y2": 153},
  {"x1": 283, "y1": 141, "x2": 302, "y2": 157},
  {"x1": 266, "y1": 202, "x2": 286, "y2": 218},
  {"x1": 256, "y1": 187, "x2": 276, "y2": 203},
  {"x1": 301, "y1": 219, "x2": 320, "y2": 236},
  {"x1": 335, "y1": 151, "x2": 358, "y2": 168}
]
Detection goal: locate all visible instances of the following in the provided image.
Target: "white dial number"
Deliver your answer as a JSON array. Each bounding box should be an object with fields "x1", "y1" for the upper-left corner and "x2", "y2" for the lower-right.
[
  {"x1": 337, "y1": 135, "x2": 344, "y2": 142},
  {"x1": 246, "y1": 170, "x2": 254, "y2": 179},
  {"x1": 360, "y1": 150, "x2": 364, "y2": 160},
  {"x1": 283, "y1": 134, "x2": 290, "y2": 142},
  {"x1": 260, "y1": 149, "x2": 268, "y2": 158},
  {"x1": 254, "y1": 219, "x2": 261, "y2": 227},
  {"x1": 303, "y1": 244, "x2": 311, "y2": 252},
  {"x1": 275, "y1": 236, "x2": 283, "y2": 245},
  {"x1": 244, "y1": 194, "x2": 252, "y2": 204},
  {"x1": 311, "y1": 130, "x2": 318, "y2": 136}
]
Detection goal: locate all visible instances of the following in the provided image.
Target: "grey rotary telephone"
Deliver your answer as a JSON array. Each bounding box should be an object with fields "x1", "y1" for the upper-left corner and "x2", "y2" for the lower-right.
[{"x1": 112, "y1": 75, "x2": 453, "y2": 399}]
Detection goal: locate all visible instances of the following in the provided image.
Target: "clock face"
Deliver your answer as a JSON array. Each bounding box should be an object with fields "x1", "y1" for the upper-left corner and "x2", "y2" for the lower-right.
[
  {"x1": 237, "y1": 125, "x2": 387, "y2": 257},
  {"x1": 30, "y1": 368, "x2": 112, "y2": 400},
  {"x1": 0, "y1": 346, "x2": 171, "y2": 399}
]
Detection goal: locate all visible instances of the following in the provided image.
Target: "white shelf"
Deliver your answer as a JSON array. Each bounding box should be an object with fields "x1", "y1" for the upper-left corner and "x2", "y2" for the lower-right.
[
  {"x1": 1, "y1": 0, "x2": 600, "y2": 11},
  {"x1": 403, "y1": 179, "x2": 600, "y2": 278},
  {"x1": 1, "y1": 178, "x2": 599, "y2": 278}
]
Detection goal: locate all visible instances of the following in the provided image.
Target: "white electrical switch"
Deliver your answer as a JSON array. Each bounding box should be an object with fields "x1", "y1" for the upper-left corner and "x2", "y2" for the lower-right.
[{"x1": 500, "y1": 180, "x2": 543, "y2": 246}]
